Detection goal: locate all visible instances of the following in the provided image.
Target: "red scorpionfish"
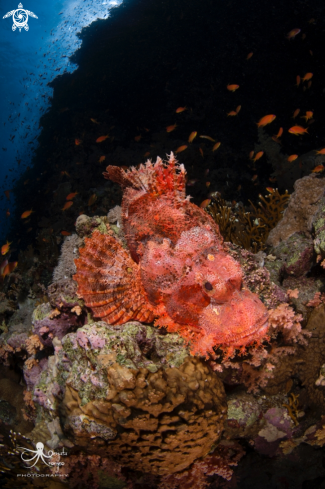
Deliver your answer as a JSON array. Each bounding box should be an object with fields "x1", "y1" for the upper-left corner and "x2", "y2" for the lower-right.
[{"x1": 74, "y1": 153, "x2": 269, "y2": 358}]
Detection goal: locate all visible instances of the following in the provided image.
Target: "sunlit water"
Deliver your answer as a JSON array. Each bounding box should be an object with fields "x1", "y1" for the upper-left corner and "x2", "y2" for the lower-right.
[{"x1": 0, "y1": 0, "x2": 122, "y2": 240}]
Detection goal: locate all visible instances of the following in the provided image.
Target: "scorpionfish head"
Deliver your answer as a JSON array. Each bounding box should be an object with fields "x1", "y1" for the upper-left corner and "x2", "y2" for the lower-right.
[{"x1": 140, "y1": 226, "x2": 269, "y2": 352}]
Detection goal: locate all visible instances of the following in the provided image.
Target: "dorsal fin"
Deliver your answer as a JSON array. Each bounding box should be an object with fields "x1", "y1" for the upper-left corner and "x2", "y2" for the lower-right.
[{"x1": 103, "y1": 152, "x2": 186, "y2": 202}]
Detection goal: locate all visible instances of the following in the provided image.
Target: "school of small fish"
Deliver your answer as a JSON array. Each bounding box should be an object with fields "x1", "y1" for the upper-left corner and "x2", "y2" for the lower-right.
[{"x1": 1, "y1": 11, "x2": 324, "y2": 294}]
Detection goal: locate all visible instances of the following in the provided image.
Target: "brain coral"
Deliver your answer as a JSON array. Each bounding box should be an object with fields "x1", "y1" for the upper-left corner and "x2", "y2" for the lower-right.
[{"x1": 33, "y1": 321, "x2": 227, "y2": 475}]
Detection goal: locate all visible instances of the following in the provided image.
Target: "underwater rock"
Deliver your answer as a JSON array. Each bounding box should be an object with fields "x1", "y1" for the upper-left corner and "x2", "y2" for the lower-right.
[
  {"x1": 75, "y1": 214, "x2": 110, "y2": 238},
  {"x1": 32, "y1": 300, "x2": 85, "y2": 348},
  {"x1": 225, "y1": 390, "x2": 297, "y2": 453},
  {"x1": 267, "y1": 174, "x2": 325, "y2": 247},
  {"x1": 32, "y1": 321, "x2": 227, "y2": 475},
  {"x1": 52, "y1": 234, "x2": 83, "y2": 282},
  {"x1": 262, "y1": 305, "x2": 325, "y2": 411},
  {"x1": 47, "y1": 278, "x2": 79, "y2": 309},
  {"x1": 271, "y1": 232, "x2": 314, "y2": 278},
  {"x1": 312, "y1": 195, "x2": 325, "y2": 261}
]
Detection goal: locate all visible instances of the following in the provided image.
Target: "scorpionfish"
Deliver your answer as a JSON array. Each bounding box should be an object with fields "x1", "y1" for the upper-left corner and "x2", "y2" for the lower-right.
[{"x1": 74, "y1": 153, "x2": 269, "y2": 357}]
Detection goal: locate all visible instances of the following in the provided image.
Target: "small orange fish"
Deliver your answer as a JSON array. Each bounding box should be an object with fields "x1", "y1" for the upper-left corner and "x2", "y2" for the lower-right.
[
  {"x1": 1, "y1": 241, "x2": 12, "y2": 255},
  {"x1": 269, "y1": 177, "x2": 277, "y2": 182},
  {"x1": 212, "y1": 142, "x2": 221, "y2": 151},
  {"x1": 6, "y1": 209, "x2": 10, "y2": 218},
  {"x1": 62, "y1": 201, "x2": 73, "y2": 211},
  {"x1": 134, "y1": 135, "x2": 142, "y2": 142},
  {"x1": 0, "y1": 259, "x2": 8, "y2": 276},
  {"x1": 312, "y1": 165, "x2": 325, "y2": 173},
  {"x1": 144, "y1": 152, "x2": 151, "y2": 157},
  {"x1": 296, "y1": 75, "x2": 301, "y2": 87},
  {"x1": 175, "y1": 107, "x2": 187, "y2": 113},
  {"x1": 166, "y1": 124, "x2": 177, "y2": 133},
  {"x1": 257, "y1": 114, "x2": 276, "y2": 127},
  {"x1": 252, "y1": 151, "x2": 264, "y2": 162},
  {"x1": 287, "y1": 28, "x2": 301, "y2": 39},
  {"x1": 200, "y1": 199, "x2": 211, "y2": 208},
  {"x1": 200, "y1": 135, "x2": 215, "y2": 142},
  {"x1": 227, "y1": 110, "x2": 238, "y2": 116},
  {"x1": 90, "y1": 118, "x2": 100, "y2": 124},
  {"x1": 287, "y1": 154, "x2": 298, "y2": 162},
  {"x1": 96, "y1": 135, "x2": 109, "y2": 143},
  {"x1": 61, "y1": 231, "x2": 71, "y2": 236},
  {"x1": 66, "y1": 192, "x2": 78, "y2": 201},
  {"x1": 2, "y1": 261, "x2": 18, "y2": 278},
  {"x1": 88, "y1": 194, "x2": 98, "y2": 206},
  {"x1": 292, "y1": 108, "x2": 300, "y2": 119},
  {"x1": 188, "y1": 131, "x2": 197, "y2": 143},
  {"x1": 271, "y1": 137, "x2": 281, "y2": 144},
  {"x1": 227, "y1": 84, "x2": 239, "y2": 92},
  {"x1": 4, "y1": 190, "x2": 10, "y2": 201},
  {"x1": 301, "y1": 111, "x2": 313, "y2": 121},
  {"x1": 307, "y1": 80, "x2": 312, "y2": 89},
  {"x1": 236, "y1": 105, "x2": 241, "y2": 114},
  {"x1": 288, "y1": 125, "x2": 308, "y2": 135},
  {"x1": 246, "y1": 52, "x2": 253, "y2": 60},
  {"x1": 249, "y1": 150, "x2": 255, "y2": 160},
  {"x1": 315, "y1": 148, "x2": 325, "y2": 155},
  {"x1": 273, "y1": 127, "x2": 283, "y2": 140},
  {"x1": 205, "y1": 182, "x2": 211, "y2": 188},
  {"x1": 61, "y1": 171, "x2": 70, "y2": 177},
  {"x1": 266, "y1": 187, "x2": 275, "y2": 193},
  {"x1": 99, "y1": 156, "x2": 106, "y2": 163},
  {"x1": 199, "y1": 148, "x2": 204, "y2": 157},
  {"x1": 251, "y1": 174, "x2": 258, "y2": 182},
  {"x1": 21, "y1": 209, "x2": 33, "y2": 219},
  {"x1": 75, "y1": 138, "x2": 82, "y2": 146},
  {"x1": 175, "y1": 145, "x2": 188, "y2": 154},
  {"x1": 302, "y1": 72, "x2": 313, "y2": 82}
]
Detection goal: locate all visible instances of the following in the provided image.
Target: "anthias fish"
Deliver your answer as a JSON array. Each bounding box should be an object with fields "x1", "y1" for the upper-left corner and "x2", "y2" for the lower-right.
[{"x1": 74, "y1": 153, "x2": 268, "y2": 357}]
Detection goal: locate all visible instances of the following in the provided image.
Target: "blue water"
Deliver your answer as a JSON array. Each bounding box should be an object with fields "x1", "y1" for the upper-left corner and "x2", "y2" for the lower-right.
[{"x1": 0, "y1": 0, "x2": 122, "y2": 239}]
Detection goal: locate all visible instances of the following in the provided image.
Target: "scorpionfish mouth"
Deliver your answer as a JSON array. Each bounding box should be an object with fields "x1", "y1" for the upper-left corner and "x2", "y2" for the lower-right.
[{"x1": 198, "y1": 288, "x2": 269, "y2": 348}]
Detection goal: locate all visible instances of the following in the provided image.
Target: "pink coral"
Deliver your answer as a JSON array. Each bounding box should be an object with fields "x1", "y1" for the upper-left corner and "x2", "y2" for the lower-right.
[
  {"x1": 74, "y1": 154, "x2": 269, "y2": 358},
  {"x1": 268, "y1": 303, "x2": 309, "y2": 345}
]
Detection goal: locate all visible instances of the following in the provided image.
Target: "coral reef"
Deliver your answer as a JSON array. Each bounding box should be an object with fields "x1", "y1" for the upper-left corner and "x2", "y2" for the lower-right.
[
  {"x1": 2, "y1": 160, "x2": 325, "y2": 488},
  {"x1": 31, "y1": 321, "x2": 227, "y2": 476}
]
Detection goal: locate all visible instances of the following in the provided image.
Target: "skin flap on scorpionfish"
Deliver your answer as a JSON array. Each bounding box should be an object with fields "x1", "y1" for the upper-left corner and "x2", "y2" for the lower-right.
[{"x1": 73, "y1": 153, "x2": 269, "y2": 358}]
